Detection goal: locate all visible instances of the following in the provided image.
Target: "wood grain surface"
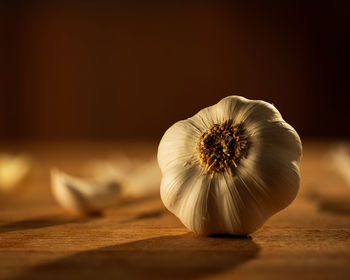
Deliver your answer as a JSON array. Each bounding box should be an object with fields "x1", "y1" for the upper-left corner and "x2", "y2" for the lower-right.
[{"x1": 0, "y1": 141, "x2": 349, "y2": 280}]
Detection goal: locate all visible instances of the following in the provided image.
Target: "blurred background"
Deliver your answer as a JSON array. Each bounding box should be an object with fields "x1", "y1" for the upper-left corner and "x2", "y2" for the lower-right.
[{"x1": 1, "y1": 1, "x2": 349, "y2": 142}]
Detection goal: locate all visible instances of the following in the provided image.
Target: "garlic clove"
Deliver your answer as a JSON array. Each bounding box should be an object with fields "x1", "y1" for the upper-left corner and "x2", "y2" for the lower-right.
[
  {"x1": 51, "y1": 169, "x2": 121, "y2": 214},
  {"x1": 85, "y1": 157, "x2": 161, "y2": 198},
  {"x1": 84, "y1": 154, "x2": 133, "y2": 181},
  {"x1": 0, "y1": 153, "x2": 32, "y2": 192},
  {"x1": 121, "y1": 158, "x2": 161, "y2": 197}
]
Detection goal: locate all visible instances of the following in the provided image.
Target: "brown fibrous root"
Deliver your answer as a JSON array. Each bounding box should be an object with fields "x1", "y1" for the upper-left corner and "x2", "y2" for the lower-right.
[{"x1": 197, "y1": 120, "x2": 249, "y2": 175}]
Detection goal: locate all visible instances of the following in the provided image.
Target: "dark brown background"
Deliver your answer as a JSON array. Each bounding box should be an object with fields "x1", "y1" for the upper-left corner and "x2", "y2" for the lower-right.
[{"x1": 1, "y1": 1, "x2": 349, "y2": 141}]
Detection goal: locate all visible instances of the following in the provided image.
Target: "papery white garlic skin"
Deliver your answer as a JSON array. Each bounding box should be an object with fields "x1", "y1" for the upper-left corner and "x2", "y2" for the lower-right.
[
  {"x1": 51, "y1": 169, "x2": 121, "y2": 213},
  {"x1": 158, "y1": 95, "x2": 302, "y2": 235}
]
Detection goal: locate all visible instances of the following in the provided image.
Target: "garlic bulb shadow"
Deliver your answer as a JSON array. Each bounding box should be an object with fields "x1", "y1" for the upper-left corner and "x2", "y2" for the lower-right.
[
  {"x1": 11, "y1": 234, "x2": 260, "y2": 280},
  {"x1": 51, "y1": 169, "x2": 121, "y2": 214}
]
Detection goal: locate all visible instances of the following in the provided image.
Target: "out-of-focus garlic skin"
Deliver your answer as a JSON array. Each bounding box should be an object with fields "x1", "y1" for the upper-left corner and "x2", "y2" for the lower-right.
[
  {"x1": 330, "y1": 145, "x2": 350, "y2": 187},
  {"x1": 0, "y1": 154, "x2": 32, "y2": 192},
  {"x1": 158, "y1": 96, "x2": 302, "y2": 236},
  {"x1": 51, "y1": 169, "x2": 121, "y2": 214}
]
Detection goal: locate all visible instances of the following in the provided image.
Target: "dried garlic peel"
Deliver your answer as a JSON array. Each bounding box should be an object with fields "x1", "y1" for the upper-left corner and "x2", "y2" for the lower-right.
[
  {"x1": 158, "y1": 95, "x2": 302, "y2": 236},
  {"x1": 51, "y1": 169, "x2": 121, "y2": 214}
]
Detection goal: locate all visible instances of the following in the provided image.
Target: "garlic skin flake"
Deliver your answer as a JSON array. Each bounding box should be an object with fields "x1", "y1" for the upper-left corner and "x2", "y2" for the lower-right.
[
  {"x1": 51, "y1": 169, "x2": 121, "y2": 214},
  {"x1": 158, "y1": 96, "x2": 302, "y2": 235}
]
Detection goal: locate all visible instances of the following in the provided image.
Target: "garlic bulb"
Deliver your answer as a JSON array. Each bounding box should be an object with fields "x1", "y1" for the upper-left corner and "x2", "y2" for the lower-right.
[
  {"x1": 158, "y1": 96, "x2": 302, "y2": 235},
  {"x1": 51, "y1": 169, "x2": 121, "y2": 214}
]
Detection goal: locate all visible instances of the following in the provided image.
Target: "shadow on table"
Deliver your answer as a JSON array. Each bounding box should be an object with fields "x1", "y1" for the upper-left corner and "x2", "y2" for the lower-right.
[
  {"x1": 12, "y1": 233, "x2": 260, "y2": 280},
  {"x1": 118, "y1": 194, "x2": 160, "y2": 207},
  {"x1": 318, "y1": 198, "x2": 350, "y2": 216},
  {"x1": 120, "y1": 209, "x2": 165, "y2": 223},
  {"x1": 305, "y1": 189, "x2": 350, "y2": 216},
  {"x1": 0, "y1": 214, "x2": 100, "y2": 234}
]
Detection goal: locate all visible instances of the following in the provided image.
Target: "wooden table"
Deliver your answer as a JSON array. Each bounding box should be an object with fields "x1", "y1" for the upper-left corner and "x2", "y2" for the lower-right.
[{"x1": 0, "y1": 141, "x2": 349, "y2": 280}]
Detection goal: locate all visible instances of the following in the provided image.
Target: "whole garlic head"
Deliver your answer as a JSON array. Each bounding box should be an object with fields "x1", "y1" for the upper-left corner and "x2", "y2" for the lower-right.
[{"x1": 158, "y1": 96, "x2": 302, "y2": 235}]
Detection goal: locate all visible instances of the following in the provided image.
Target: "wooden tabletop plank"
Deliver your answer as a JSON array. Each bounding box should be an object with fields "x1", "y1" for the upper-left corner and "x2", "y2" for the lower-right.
[{"x1": 0, "y1": 141, "x2": 349, "y2": 280}]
